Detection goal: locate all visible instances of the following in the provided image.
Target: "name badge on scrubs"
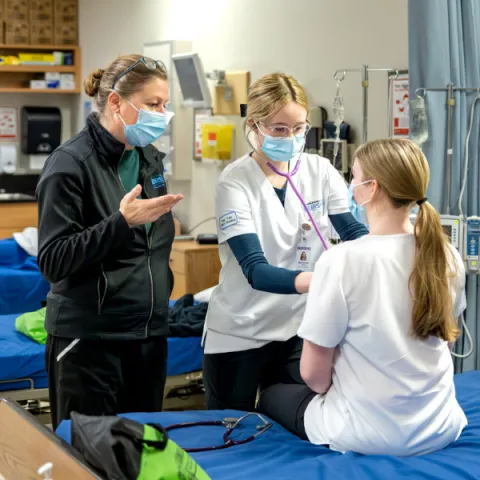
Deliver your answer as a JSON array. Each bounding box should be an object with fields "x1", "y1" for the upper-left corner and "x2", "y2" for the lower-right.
[{"x1": 296, "y1": 222, "x2": 313, "y2": 271}]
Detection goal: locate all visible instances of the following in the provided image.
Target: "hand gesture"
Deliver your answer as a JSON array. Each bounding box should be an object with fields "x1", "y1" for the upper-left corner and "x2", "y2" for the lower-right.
[{"x1": 119, "y1": 185, "x2": 183, "y2": 227}]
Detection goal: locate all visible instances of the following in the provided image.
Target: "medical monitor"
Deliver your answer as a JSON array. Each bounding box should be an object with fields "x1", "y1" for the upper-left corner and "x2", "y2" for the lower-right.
[
  {"x1": 172, "y1": 52, "x2": 212, "y2": 108},
  {"x1": 410, "y1": 213, "x2": 463, "y2": 255}
]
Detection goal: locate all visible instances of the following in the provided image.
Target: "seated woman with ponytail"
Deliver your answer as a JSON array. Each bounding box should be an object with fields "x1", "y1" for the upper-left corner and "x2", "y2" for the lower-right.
[{"x1": 259, "y1": 138, "x2": 468, "y2": 456}]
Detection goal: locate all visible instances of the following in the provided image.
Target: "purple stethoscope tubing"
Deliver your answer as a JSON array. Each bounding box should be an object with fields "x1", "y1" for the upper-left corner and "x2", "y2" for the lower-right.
[{"x1": 267, "y1": 156, "x2": 329, "y2": 251}]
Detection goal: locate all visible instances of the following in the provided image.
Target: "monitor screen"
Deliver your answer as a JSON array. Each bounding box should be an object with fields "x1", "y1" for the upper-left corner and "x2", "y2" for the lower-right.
[{"x1": 174, "y1": 57, "x2": 205, "y2": 103}]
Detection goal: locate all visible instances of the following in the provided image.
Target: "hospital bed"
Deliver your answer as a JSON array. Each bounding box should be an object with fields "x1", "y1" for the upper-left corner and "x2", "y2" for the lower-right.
[
  {"x1": 56, "y1": 370, "x2": 480, "y2": 479},
  {"x1": 0, "y1": 299, "x2": 204, "y2": 411},
  {"x1": 0, "y1": 238, "x2": 49, "y2": 314}
]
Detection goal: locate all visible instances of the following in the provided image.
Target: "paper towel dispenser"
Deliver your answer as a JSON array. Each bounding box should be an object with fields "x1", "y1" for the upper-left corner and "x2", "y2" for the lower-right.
[{"x1": 21, "y1": 107, "x2": 62, "y2": 155}]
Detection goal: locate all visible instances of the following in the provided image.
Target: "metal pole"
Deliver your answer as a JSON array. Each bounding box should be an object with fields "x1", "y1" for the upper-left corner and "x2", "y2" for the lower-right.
[
  {"x1": 445, "y1": 83, "x2": 455, "y2": 215},
  {"x1": 362, "y1": 65, "x2": 368, "y2": 143},
  {"x1": 416, "y1": 86, "x2": 480, "y2": 94},
  {"x1": 333, "y1": 66, "x2": 403, "y2": 144}
]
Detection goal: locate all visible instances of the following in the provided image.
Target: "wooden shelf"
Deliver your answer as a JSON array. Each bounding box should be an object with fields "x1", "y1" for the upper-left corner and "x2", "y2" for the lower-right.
[
  {"x1": 0, "y1": 87, "x2": 80, "y2": 94},
  {"x1": 0, "y1": 65, "x2": 76, "y2": 73},
  {"x1": 0, "y1": 44, "x2": 77, "y2": 51},
  {"x1": 0, "y1": 45, "x2": 82, "y2": 95}
]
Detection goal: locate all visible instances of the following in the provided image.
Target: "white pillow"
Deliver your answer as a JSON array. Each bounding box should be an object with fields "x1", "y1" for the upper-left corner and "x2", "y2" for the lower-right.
[{"x1": 194, "y1": 286, "x2": 216, "y2": 303}]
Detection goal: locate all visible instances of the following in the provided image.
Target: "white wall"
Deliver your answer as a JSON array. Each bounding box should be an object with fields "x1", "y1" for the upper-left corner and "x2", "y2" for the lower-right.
[{"x1": 78, "y1": 0, "x2": 408, "y2": 232}]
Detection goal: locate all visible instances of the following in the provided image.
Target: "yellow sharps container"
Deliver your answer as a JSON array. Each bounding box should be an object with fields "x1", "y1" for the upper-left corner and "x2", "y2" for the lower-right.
[{"x1": 201, "y1": 116, "x2": 235, "y2": 162}]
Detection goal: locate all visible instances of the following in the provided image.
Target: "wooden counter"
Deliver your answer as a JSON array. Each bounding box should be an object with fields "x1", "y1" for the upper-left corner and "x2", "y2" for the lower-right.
[
  {"x1": 0, "y1": 399, "x2": 99, "y2": 479},
  {"x1": 170, "y1": 240, "x2": 221, "y2": 299},
  {"x1": 0, "y1": 202, "x2": 38, "y2": 239}
]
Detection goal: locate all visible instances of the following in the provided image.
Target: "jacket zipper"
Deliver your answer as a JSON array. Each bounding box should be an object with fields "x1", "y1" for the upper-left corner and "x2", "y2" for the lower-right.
[
  {"x1": 115, "y1": 155, "x2": 155, "y2": 337},
  {"x1": 145, "y1": 224, "x2": 155, "y2": 338},
  {"x1": 97, "y1": 263, "x2": 108, "y2": 315}
]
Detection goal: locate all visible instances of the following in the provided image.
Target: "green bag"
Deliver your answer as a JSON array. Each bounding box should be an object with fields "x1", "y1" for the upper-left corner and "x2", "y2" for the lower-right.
[
  {"x1": 70, "y1": 412, "x2": 211, "y2": 480},
  {"x1": 15, "y1": 307, "x2": 47, "y2": 344}
]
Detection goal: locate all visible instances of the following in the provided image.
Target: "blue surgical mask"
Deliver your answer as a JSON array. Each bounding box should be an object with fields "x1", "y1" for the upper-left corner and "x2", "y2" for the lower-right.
[
  {"x1": 260, "y1": 134, "x2": 305, "y2": 162},
  {"x1": 119, "y1": 100, "x2": 174, "y2": 147},
  {"x1": 348, "y1": 180, "x2": 372, "y2": 225}
]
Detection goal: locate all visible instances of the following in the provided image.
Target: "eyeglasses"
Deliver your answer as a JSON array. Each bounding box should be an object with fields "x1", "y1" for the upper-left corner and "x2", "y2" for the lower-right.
[
  {"x1": 259, "y1": 121, "x2": 311, "y2": 138},
  {"x1": 111, "y1": 57, "x2": 167, "y2": 90}
]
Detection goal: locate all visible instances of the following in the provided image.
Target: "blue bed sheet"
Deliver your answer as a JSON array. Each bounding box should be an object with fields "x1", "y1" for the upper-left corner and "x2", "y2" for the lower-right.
[
  {"x1": 168, "y1": 336, "x2": 203, "y2": 376},
  {"x1": 0, "y1": 303, "x2": 203, "y2": 391},
  {"x1": 56, "y1": 371, "x2": 480, "y2": 480},
  {"x1": 0, "y1": 313, "x2": 47, "y2": 391},
  {"x1": 0, "y1": 238, "x2": 50, "y2": 315}
]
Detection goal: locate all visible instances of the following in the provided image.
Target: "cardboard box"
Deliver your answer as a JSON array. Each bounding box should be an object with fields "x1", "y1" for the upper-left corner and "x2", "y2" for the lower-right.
[
  {"x1": 5, "y1": 22, "x2": 29, "y2": 45},
  {"x1": 18, "y1": 52, "x2": 55, "y2": 63},
  {"x1": 60, "y1": 72, "x2": 74, "y2": 83},
  {"x1": 30, "y1": 80, "x2": 47, "y2": 89},
  {"x1": 30, "y1": 23, "x2": 54, "y2": 45},
  {"x1": 59, "y1": 73, "x2": 76, "y2": 90},
  {"x1": 60, "y1": 80, "x2": 75, "y2": 90},
  {"x1": 0, "y1": 22, "x2": 4, "y2": 45},
  {"x1": 4, "y1": 0, "x2": 29, "y2": 23},
  {"x1": 54, "y1": 22, "x2": 77, "y2": 45},
  {"x1": 45, "y1": 72, "x2": 61, "y2": 81},
  {"x1": 54, "y1": 0, "x2": 77, "y2": 25},
  {"x1": 30, "y1": 0, "x2": 53, "y2": 25}
]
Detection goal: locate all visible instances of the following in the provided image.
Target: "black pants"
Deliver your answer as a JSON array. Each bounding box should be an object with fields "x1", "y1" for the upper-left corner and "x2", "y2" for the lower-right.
[
  {"x1": 202, "y1": 336, "x2": 304, "y2": 411},
  {"x1": 45, "y1": 335, "x2": 168, "y2": 430},
  {"x1": 258, "y1": 383, "x2": 316, "y2": 440}
]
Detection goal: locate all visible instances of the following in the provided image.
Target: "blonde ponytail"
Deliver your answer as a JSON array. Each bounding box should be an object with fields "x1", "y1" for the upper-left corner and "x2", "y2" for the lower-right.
[{"x1": 410, "y1": 202, "x2": 459, "y2": 342}]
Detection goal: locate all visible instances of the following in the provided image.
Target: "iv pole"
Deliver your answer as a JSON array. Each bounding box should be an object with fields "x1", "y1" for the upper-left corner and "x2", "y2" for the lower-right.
[
  {"x1": 415, "y1": 84, "x2": 480, "y2": 215},
  {"x1": 414, "y1": 84, "x2": 480, "y2": 362},
  {"x1": 333, "y1": 65, "x2": 399, "y2": 143}
]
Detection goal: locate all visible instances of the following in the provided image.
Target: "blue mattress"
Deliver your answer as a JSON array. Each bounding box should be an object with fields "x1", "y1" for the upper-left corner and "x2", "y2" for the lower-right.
[
  {"x1": 0, "y1": 238, "x2": 50, "y2": 315},
  {"x1": 0, "y1": 303, "x2": 203, "y2": 392},
  {"x1": 0, "y1": 312, "x2": 47, "y2": 391},
  {"x1": 56, "y1": 371, "x2": 480, "y2": 480}
]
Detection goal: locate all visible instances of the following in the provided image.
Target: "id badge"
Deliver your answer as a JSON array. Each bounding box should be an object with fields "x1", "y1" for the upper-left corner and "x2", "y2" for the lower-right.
[
  {"x1": 296, "y1": 224, "x2": 312, "y2": 271},
  {"x1": 296, "y1": 243, "x2": 312, "y2": 271}
]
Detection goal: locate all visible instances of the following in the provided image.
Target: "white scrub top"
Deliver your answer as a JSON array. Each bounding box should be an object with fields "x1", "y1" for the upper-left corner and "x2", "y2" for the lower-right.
[
  {"x1": 299, "y1": 234, "x2": 468, "y2": 456},
  {"x1": 204, "y1": 153, "x2": 349, "y2": 354}
]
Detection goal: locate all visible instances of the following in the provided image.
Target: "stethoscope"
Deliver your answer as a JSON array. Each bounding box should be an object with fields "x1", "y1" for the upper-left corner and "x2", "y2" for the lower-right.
[
  {"x1": 267, "y1": 156, "x2": 329, "y2": 251},
  {"x1": 164, "y1": 412, "x2": 273, "y2": 453}
]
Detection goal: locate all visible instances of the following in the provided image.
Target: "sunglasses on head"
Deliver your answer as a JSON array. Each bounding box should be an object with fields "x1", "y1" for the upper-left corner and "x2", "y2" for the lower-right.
[{"x1": 111, "y1": 57, "x2": 166, "y2": 90}]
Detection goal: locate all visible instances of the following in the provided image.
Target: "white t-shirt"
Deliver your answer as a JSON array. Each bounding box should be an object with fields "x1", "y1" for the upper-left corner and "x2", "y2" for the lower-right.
[
  {"x1": 299, "y1": 234, "x2": 468, "y2": 456},
  {"x1": 204, "y1": 153, "x2": 349, "y2": 354}
]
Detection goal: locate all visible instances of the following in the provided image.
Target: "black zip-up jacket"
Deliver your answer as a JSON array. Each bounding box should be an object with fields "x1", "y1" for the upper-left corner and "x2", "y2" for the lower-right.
[{"x1": 36, "y1": 113, "x2": 175, "y2": 340}]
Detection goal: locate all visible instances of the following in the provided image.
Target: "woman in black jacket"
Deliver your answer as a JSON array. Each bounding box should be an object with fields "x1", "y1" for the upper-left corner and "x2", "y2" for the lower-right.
[{"x1": 36, "y1": 54, "x2": 183, "y2": 429}]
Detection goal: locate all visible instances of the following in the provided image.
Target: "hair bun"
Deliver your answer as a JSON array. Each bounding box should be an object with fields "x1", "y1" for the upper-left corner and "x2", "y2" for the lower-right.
[{"x1": 84, "y1": 68, "x2": 105, "y2": 97}]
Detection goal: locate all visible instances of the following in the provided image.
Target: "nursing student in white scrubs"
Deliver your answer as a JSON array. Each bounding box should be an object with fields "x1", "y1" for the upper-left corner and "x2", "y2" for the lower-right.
[
  {"x1": 259, "y1": 138, "x2": 468, "y2": 456},
  {"x1": 202, "y1": 73, "x2": 369, "y2": 411}
]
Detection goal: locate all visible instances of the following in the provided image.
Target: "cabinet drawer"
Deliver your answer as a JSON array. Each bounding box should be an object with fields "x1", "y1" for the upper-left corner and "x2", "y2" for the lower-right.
[
  {"x1": 169, "y1": 250, "x2": 186, "y2": 274},
  {"x1": 171, "y1": 272, "x2": 187, "y2": 300}
]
